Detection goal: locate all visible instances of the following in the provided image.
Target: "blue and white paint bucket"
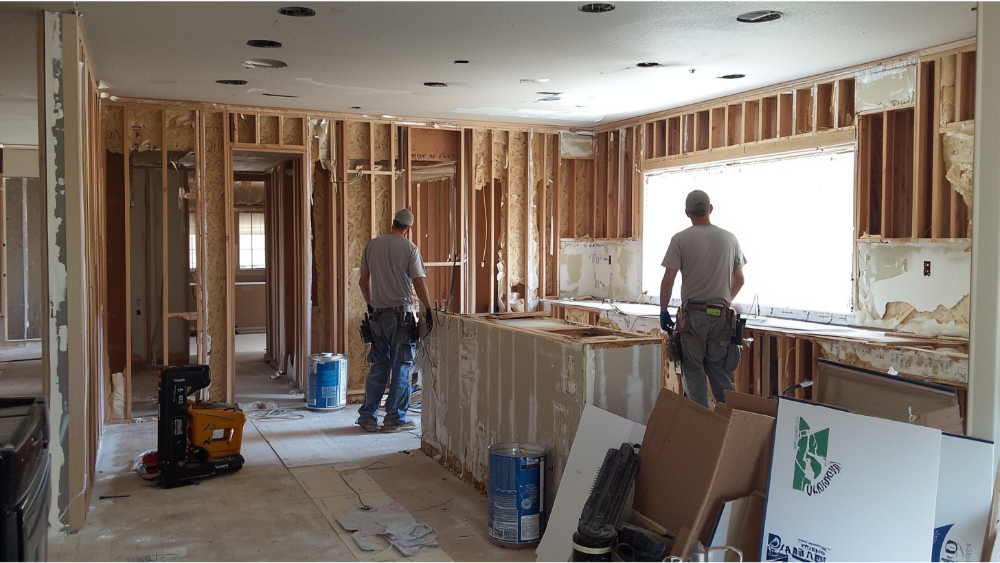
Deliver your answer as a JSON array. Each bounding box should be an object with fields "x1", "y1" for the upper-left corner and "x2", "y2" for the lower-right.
[
  {"x1": 307, "y1": 353, "x2": 347, "y2": 411},
  {"x1": 488, "y1": 442, "x2": 548, "y2": 547}
]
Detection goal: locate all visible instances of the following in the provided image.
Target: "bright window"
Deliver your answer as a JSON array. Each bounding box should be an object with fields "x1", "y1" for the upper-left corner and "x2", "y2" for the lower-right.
[
  {"x1": 189, "y1": 212, "x2": 197, "y2": 270},
  {"x1": 642, "y1": 149, "x2": 856, "y2": 315},
  {"x1": 238, "y1": 212, "x2": 266, "y2": 270}
]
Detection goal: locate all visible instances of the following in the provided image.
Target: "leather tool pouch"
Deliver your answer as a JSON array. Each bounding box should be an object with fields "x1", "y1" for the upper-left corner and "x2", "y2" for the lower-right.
[
  {"x1": 404, "y1": 312, "x2": 418, "y2": 342},
  {"x1": 724, "y1": 308, "x2": 745, "y2": 371},
  {"x1": 360, "y1": 313, "x2": 373, "y2": 344}
]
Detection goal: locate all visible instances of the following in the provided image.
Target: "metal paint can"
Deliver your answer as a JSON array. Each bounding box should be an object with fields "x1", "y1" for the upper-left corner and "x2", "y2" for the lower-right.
[
  {"x1": 307, "y1": 353, "x2": 347, "y2": 411},
  {"x1": 488, "y1": 442, "x2": 548, "y2": 547}
]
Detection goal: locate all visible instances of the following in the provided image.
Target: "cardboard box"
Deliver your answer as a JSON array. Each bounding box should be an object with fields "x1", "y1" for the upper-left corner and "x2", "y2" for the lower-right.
[
  {"x1": 761, "y1": 397, "x2": 942, "y2": 562},
  {"x1": 933, "y1": 434, "x2": 994, "y2": 562},
  {"x1": 633, "y1": 389, "x2": 776, "y2": 559}
]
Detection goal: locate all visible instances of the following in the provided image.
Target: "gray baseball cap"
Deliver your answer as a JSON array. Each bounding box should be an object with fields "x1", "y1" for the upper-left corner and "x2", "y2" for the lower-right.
[
  {"x1": 686, "y1": 190, "x2": 711, "y2": 214},
  {"x1": 394, "y1": 209, "x2": 415, "y2": 227}
]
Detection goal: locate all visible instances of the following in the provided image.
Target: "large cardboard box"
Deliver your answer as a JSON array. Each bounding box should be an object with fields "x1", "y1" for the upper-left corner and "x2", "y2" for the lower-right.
[
  {"x1": 933, "y1": 434, "x2": 994, "y2": 562},
  {"x1": 634, "y1": 390, "x2": 776, "y2": 558},
  {"x1": 761, "y1": 397, "x2": 943, "y2": 562}
]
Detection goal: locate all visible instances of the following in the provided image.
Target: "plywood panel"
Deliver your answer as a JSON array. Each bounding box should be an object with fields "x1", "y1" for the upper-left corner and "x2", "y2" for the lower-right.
[
  {"x1": 128, "y1": 108, "x2": 161, "y2": 151},
  {"x1": 103, "y1": 105, "x2": 124, "y2": 154},
  {"x1": 282, "y1": 117, "x2": 304, "y2": 146},
  {"x1": 165, "y1": 110, "x2": 195, "y2": 152},
  {"x1": 260, "y1": 115, "x2": 280, "y2": 145},
  {"x1": 345, "y1": 122, "x2": 372, "y2": 394}
]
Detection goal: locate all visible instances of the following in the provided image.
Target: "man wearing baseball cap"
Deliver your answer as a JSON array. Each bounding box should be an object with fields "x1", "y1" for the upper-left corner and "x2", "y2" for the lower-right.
[
  {"x1": 357, "y1": 208, "x2": 433, "y2": 432},
  {"x1": 659, "y1": 190, "x2": 746, "y2": 407}
]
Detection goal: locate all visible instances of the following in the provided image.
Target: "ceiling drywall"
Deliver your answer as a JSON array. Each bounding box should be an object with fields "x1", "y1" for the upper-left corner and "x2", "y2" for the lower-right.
[{"x1": 0, "y1": 2, "x2": 979, "y2": 142}]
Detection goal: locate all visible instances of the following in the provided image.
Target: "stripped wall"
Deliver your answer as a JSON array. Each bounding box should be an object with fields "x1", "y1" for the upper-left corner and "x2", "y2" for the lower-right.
[{"x1": 559, "y1": 240, "x2": 642, "y2": 301}]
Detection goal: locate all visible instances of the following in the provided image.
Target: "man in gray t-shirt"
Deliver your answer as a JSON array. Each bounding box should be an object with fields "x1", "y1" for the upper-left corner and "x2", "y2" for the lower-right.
[
  {"x1": 357, "y1": 209, "x2": 433, "y2": 432},
  {"x1": 659, "y1": 190, "x2": 746, "y2": 407}
]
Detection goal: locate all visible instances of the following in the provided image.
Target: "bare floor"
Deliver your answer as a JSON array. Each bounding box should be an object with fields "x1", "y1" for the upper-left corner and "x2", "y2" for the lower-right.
[{"x1": 44, "y1": 335, "x2": 533, "y2": 562}]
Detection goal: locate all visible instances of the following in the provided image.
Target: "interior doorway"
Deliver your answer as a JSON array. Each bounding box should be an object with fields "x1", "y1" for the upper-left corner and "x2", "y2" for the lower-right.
[{"x1": 231, "y1": 150, "x2": 308, "y2": 408}]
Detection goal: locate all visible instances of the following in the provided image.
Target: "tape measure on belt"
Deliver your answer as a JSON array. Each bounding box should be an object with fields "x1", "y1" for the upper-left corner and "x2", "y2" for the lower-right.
[{"x1": 706, "y1": 307, "x2": 722, "y2": 316}]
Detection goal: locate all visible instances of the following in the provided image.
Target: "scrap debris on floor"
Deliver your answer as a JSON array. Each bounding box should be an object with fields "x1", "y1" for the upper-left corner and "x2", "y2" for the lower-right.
[{"x1": 336, "y1": 501, "x2": 439, "y2": 557}]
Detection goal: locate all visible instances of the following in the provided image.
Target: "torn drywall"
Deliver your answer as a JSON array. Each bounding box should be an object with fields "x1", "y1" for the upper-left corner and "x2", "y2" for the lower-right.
[
  {"x1": 818, "y1": 341, "x2": 968, "y2": 384},
  {"x1": 855, "y1": 64, "x2": 917, "y2": 113},
  {"x1": 856, "y1": 241, "x2": 970, "y2": 337},
  {"x1": 559, "y1": 240, "x2": 642, "y2": 301},
  {"x1": 560, "y1": 132, "x2": 594, "y2": 159}
]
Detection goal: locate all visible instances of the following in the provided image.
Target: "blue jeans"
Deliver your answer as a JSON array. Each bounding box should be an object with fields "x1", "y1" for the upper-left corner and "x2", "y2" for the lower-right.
[
  {"x1": 678, "y1": 308, "x2": 734, "y2": 407},
  {"x1": 358, "y1": 313, "x2": 416, "y2": 424}
]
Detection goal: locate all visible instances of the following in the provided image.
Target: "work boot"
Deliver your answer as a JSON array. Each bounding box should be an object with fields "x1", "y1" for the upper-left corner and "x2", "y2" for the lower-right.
[
  {"x1": 380, "y1": 419, "x2": 419, "y2": 433},
  {"x1": 356, "y1": 417, "x2": 379, "y2": 433}
]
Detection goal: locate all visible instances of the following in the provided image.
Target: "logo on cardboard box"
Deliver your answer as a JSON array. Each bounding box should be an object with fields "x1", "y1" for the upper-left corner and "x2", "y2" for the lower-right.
[
  {"x1": 792, "y1": 417, "x2": 841, "y2": 496},
  {"x1": 933, "y1": 524, "x2": 974, "y2": 562},
  {"x1": 765, "y1": 533, "x2": 831, "y2": 562}
]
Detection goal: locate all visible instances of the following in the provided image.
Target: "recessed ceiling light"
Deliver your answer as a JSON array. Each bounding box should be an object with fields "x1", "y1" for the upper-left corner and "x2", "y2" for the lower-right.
[
  {"x1": 262, "y1": 93, "x2": 298, "y2": 98},
  {"x1": 243, "y1": 59, "x2": 287, "y2": 69},
  {"x1": 277, "y1": 6, "x2": 316, "y2": 17},
  {"x1": 637, "y1": 62, "x2": 662, "y2": 68},
  {"x1": 247, "y1": 39, "x2": 282, "y2": 48},
  {"x1": 454, "y1": 60, "x2": 469, "y2": 64},
  {"x1": 736, "y1": 10, "x2": 782, "y2": 23},
  {"x1": 578, "y1": 3, "x2": 615, "y2": 13},
  {"x1": 423, "y1": 82, "x2": 449, "y2": 88},
  {"x1": 718, "y1": 74, "x2": 746, "y2": 79},
  {"x1": 217, "y1": 79, "x2": 249, "y2": 85}
]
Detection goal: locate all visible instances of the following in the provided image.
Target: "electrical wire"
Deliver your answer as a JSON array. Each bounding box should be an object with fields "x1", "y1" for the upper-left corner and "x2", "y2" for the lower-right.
[
  {"x1": 358, "y1": 545, "x2": 394, "y2": 562},
  {"x1": 249, "y1": 408, "x2": 305, "y2": 421}
]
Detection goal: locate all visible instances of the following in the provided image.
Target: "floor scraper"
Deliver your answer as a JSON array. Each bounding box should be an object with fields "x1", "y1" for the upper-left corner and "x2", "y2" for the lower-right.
[{"x1": 136, "y1": 365, "x2": 246, "y2": 488}]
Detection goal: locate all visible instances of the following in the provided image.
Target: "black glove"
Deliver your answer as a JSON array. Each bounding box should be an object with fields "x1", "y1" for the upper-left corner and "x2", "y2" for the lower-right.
[
  {"x1": 424, "y1": 308, "x2": 434, "y2": 333},
  {"x1": 660, "y1": 310, "x2": 674, "y2": 332},
  {"x1": 367, "y1": 303, "x2": 374, "y2": 315}
]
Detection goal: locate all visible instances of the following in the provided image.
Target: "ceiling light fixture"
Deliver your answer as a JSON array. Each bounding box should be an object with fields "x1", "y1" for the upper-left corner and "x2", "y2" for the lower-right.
[
  {"x1": 637, "y1": 62, "x2": 662, "y2": 68},
  {"x1": 243, "y1": 59, "x2": 287, "y2": 69},
  {"x1": 454, "y1": 60, "x2": 469, "y2": 64},
  {"x1": 718, "y1": 74, "x2": 746, "y2": 79},
  {"x1": 736, "y1": 10, "x2": 782, "y2": 23},
  {"x1": 217, "y1": 79, "x2": 249, "y2": 85},
  {"x1": 247, "y1": 39, "x2": 282, "y2": 48},
  {"x1": 423, "y1": 82, "x2": 449, "y2": 88},
  {"x1": 578, "y1": 3, "x2": 615, "y2": 14},
  {"x1": 277, "y1": 6, "x2": 316, "y2": 17}
]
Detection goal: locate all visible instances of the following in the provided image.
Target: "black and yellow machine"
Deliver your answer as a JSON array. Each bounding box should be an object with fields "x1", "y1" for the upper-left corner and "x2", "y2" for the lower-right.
[{"x1": 156, "y1": 365, "x2": 246, "y2": 488}]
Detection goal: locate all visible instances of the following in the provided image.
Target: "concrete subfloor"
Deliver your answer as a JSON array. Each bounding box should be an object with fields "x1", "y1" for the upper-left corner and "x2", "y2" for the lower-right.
[{"x1": 45, "y1": 334, "x2": 535, "y2": 562}]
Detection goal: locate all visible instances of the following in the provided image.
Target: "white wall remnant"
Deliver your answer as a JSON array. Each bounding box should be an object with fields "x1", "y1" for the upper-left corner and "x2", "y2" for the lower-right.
[
  {"x1": 855, "y1": 64, "x2": 917, "y2": 112},
  {"x1": 559, "y1": 132, "x2": 594, "y2": 159},
  {"x1": 819, "y1": 341, "x2": 968, "y2": 385},
  {"x1": 943, "y1": 130, "x2": 975, "y2": 233},
  {"x1": 856, "y1": 241, "x2": 971, "y2": 337},
  {"x1": 559, "y1": 240, "x2": 642, "y2": 301}
]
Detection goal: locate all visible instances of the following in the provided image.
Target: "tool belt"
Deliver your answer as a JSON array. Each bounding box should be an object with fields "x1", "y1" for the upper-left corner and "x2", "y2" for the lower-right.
[{"x1": 361, "y1": 306, "x2": 418, "y2": 344}]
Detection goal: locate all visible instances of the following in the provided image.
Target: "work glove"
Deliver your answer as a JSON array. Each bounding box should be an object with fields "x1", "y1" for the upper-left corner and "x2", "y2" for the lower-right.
[
  {"x1": 424, "y1": 308, "x2": 434, "y2": 333},
  {"x1": 660, "y1": 310, "x2": 674, "y2": 333}
]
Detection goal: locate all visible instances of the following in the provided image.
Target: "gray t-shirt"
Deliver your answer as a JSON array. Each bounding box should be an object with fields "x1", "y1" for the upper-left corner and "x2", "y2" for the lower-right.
[
  {"x1": 662, "y1": 224, "x2": 746, "y2": 307},
  {"x1": 360, "y1": 234, "x2": 426, "y2": 309}
]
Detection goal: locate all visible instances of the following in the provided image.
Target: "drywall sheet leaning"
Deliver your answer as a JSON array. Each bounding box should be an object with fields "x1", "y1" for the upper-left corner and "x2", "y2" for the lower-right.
[
  {"x1": 560, "y1": 240, "x2": 642, "y2": 301},
  {"x1": 856, "y1": 240, "x2": 970, "y2": 338},
  {"x1": 761, "y1": 397, "x2": 941, "y2": 562},
  {"x1": 535, "y1": 404, "x2": 646, "y2": 563},
  {"x1": 933, "y1": 434, "x2": 994, "y2": 563}
]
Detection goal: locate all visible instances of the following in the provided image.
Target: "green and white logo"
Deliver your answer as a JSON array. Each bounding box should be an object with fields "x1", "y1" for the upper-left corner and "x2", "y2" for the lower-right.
[{"x1": 793, "y1": 417, "x2": 841, "y2": 496}]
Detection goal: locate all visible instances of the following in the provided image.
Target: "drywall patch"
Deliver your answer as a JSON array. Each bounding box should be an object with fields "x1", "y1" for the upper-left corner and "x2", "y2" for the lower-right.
[
  {"x1": 856, "y1": 240, "x2": 970, "y2": 337},
  {"x1": 560, "y1": 132, "x2": 594, "y2": 159},
  {"x1": 855, "y1": 64, "x2": 917, "y2": 113},
  {"x1": 560, "y1": 240, "x2": 642, "y2": 300},
  {"x1": 819, "y1": 341, "x2": 968, "y2": 384}
]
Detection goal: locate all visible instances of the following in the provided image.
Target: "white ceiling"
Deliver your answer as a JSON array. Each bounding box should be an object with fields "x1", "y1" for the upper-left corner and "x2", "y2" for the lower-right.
[{"x1": 0, "y1": 2, "x2": 979, "y2": 146}]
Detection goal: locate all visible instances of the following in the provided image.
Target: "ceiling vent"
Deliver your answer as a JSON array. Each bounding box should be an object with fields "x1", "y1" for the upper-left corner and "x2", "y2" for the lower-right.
[
  {"x1": 247, "y1": 39, "x2": 282, "y2": 48},
  {"x1": 454, "y1": 60, "x2": 470, "y2": 64},
  {"x1": 277, "y1": 6, "x2": 316, "y2": 17},
  {"x1": 217, "y1": 79, "x2": 249, "y2": 85},
  {"x1": 736, "y1": 10, "x2": 782, "y2": 23},
  {"x1": 423, "y1": 82, "x2": 449, "y2": 88},
  {"x1": 351, "y1": 106, "x2": 361, "y2": 109},
  {"x1": 637, "y1": 62, "x2": 662, "y2": 68},
  {"x1": 718, "y1": 74, "x2": 746, "y2": 79},
  {"x1": 579, "y1": 3, "x2": 615, "y2": 13},
  {"x1": 243, "y1": 59, "x2": 288, "y2": 69}
]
